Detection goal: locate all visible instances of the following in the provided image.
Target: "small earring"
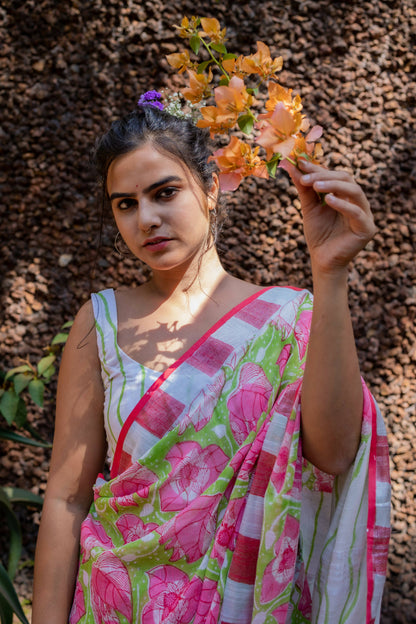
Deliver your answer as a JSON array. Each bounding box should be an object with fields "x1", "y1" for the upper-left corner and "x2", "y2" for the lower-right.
[{"x1": 114, "y1": 231, "x2": 128, "y2": 256}]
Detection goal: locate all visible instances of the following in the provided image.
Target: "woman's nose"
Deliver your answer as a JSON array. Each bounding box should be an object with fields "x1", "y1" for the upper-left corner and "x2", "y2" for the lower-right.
[{"x1": 137, "y1": 200, "x2": 161, "y2": 231}]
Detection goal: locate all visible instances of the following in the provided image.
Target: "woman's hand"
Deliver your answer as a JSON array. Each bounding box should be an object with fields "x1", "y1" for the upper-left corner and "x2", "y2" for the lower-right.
[{"x1": 284, "y1": 159, "x2": 377, "y2": 277}]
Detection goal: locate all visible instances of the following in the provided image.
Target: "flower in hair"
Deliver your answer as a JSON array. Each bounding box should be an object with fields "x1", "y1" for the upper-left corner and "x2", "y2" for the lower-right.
[
  {"x1": 138, "y1": 90, "x2": 164, "y2": 110},
  {"x1": 165, "y1": 15, "x2": 324, "y2": 191}
]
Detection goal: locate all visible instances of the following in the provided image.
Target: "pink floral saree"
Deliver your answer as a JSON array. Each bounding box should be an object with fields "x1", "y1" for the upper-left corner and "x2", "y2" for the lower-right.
[{"x1": 70, "y1": 286, "x2": 390, "y2": 624}]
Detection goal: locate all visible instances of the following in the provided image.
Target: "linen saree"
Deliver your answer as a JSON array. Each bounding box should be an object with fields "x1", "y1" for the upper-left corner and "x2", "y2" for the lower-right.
[{"x1": 70, "y1": 286, "x2": 390, "y2": 624}]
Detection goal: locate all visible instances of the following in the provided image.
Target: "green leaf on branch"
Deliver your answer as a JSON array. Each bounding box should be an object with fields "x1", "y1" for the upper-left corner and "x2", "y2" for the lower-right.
[
  {"x1": 197, "y1": 60, "x2": 211, "y2": 74},
  {"x1": 237, "y1": 114, "x2": 254, "y2": 135},
  {"x1": 14, "y1": 399, "x2": 27, "y2": 428},
  {"x1": 28, "y1": 379, "x2": 44, "y2": 407},
  {"x1": 189, "y1": 35, "x2": 201, "y2": 55},
  {"x1": 12, "y1": 374, "x2": 31, "y2": 396},
  {"x1": 223, "y1": 53, "x2": 237, "y2": 60},
  {"x1": 61, "y1": 320, "x2": 73, "y2": 330},
  {"x1": 51, "y1": 333, "x2": 69, "y2": 346},
  {"x1": 4, "y1": 365, "x2": 32, "y2": 382},
  {"x1": 266, "y1": 153, "x2": 282, "y2": 178},
  {"x1": 37, "y1": 355, "x2": 56, "y2": 376},
  {"x1": 218, "y1": 76, "x2": 229, "y2": 86},
  {"x1": 0, "y1": 390, "x2": 19, "y2": 425},
  {"x1": 246, "y1": 87, "x2": 259, "y2": 96},
  {"x1": 41, "y1": 364, "x2": 56, "y2": 381},
  {"x1": 211, "y1": 42, "x2": 227, "y2": 54}
]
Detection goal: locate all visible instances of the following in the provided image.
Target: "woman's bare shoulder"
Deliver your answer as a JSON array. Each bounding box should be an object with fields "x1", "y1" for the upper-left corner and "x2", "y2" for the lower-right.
[{"x1": 61, "y1": 299, "x2": 99, "y2": 364}]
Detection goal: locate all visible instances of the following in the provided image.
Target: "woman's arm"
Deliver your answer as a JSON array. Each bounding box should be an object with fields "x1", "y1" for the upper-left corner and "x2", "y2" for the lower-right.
[
  {"x1": 32, "y1": 301, "x2": 107, "y2": 623},
  {"x1": 286, "y1": 159, "x2": 377, "y2": 475}
]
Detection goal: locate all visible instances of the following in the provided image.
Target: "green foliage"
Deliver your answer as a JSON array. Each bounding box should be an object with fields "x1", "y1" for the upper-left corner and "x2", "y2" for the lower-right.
[
  {"x1": 0, "y1": 321, "x2": 72, "y2": 444},
  {"x1": 0, "y1": 321, "x2": 72, "y2": 623},
  {"x1": 266, "y1": 153, "x2": 282, "y2": 178},
  {"x1": 237, "y1": 113, "x2": 255, "y2": 136},
  {"x1": 0, "y1": 487, "x2": 42, "y2": 624},
  {"x1": 0, "y1": 562, "x2": 30, "y2": 624},
  {"x1": 211, "y1": 42, "x2": 227, "y2": 54},
  {"x1": 189, "y1": 35, "x2": 201, "y2": 55}
]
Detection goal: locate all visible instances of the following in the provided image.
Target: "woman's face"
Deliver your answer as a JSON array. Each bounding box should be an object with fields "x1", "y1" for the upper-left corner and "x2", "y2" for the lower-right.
[{"x1": 107, "y1": 141, "x2": 218, "y2": 273}]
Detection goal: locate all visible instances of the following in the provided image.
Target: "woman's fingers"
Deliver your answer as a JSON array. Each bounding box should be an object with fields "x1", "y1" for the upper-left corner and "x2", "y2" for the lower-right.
[
  {"x1": 297, "y1": 161, "x2": 371, "y2": 210},
  {"x1": 308, "y1": 179, "x2": 368, "y2": 206},
  {"x1": 324, "y1": 193, "x2": 377, "y2": 236}
]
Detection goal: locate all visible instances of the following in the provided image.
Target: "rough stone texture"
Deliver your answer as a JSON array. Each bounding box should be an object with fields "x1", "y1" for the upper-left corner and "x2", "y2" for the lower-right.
[{"x1": 0, "y1": 0, "x2": 415, "y2": 621}]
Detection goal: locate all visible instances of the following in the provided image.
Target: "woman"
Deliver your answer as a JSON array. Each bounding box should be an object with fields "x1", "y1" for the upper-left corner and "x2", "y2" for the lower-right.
[{"x1": 32, "y1": 105, "x2": 390, "y2": 623}]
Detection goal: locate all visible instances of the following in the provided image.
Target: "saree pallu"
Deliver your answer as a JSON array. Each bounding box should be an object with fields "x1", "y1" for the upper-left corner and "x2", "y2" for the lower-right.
[{"x1": 69, "y1": 286, "x2": 390, "y2": 624}]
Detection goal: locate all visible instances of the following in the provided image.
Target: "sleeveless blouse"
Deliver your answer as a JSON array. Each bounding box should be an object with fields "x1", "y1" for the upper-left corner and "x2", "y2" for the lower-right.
[{"x1": 91, "y1": 289, "x2": 161, "y2": 465}]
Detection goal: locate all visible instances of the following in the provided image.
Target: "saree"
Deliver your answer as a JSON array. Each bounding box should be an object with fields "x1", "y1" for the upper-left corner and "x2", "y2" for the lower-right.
[{"x1": 69, "y1": 286, "x2": 390, "y2": 624}]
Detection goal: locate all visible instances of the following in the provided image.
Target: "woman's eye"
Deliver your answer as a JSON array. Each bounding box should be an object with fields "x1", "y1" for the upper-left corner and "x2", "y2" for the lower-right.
[
  {"x1": 157, "y1": 187, "x2": 178, "y2": 200},
  {"x1": 117, "y1": 198, "x2": 136, "y2": 211}
]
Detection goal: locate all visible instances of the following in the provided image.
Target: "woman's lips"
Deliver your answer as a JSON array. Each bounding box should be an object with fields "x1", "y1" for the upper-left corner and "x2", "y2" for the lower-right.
[{"x1": 142, "y1": 237, "x2": 172, "y2": 251}]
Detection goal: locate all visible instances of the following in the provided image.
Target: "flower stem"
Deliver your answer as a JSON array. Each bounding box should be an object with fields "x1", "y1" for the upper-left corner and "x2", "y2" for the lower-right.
[{"x1": 200, "y1": 37, "x2": 230, "y2": 80}]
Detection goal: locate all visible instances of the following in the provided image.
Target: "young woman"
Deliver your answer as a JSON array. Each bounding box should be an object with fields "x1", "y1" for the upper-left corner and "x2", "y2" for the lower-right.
[{"x1": 32, "y1": 105, "x2": 390, "y2": 623}]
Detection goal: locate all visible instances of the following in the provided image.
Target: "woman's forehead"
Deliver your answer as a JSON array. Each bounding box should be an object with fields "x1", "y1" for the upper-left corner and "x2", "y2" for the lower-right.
[{"x1": 106, "y1": 143, "x2": 199, "y2": 196}]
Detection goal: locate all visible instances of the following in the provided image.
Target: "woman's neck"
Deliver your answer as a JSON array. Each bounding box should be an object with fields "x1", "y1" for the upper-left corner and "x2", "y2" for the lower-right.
[{"x1": 146, "y1": 247, "x2": 228, "y2": 307}]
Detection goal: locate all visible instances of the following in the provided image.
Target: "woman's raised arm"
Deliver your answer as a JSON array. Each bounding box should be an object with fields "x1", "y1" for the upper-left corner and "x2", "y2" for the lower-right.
[{"x1": 286, "y1": 159, "x2": 377, "y2": 475}]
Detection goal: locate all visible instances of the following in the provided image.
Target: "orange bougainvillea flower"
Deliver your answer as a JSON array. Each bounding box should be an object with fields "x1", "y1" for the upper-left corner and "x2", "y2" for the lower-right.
[
  {"x1": 167, "y1": 14, "x2": 326, "y2": 191},
  {"x1": 256, "y1": 103, "x2": 299, "y2": 159},
  {"x1": 290, "y1": 126, "x2": 324, "y2": 163},
  {"x1": 182, "y1": 68, "x2": 213, "y2": 103},
  {"x1": 214, "y1": 76, "x2": 253, "y2": 116},
  {"x1": 199, "y1": 17, "x2": 226, "y2": 43},
  {"x1": 221, "y1": 55, "x2": 247, "y2": 78},
  {"x1": 174, "y1": 15, "x2": 199, "y2": 38},
  {"x1": 196, "y1": 106, "x2": 237, "y2": 137},
  {"x1": 265, "y1": 83, "x2": 303, "y2": 115},
  {"x1": 166, "y1": 50, "x2": 192, "y2": 73},
  {"x1": 240, "y1": 41, "x2": 283, "y2": 78},
  {"x1": 209, "y1": 136, "x2": 268, "y2": 191},
  {"x1": 256, "y1": 102, "x2": 306, "y2": 159}
]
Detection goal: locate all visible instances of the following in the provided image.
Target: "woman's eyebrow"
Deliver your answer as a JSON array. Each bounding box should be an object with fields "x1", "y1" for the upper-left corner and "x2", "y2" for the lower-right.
[
  {"x1": 109, "y1": 176, "x2": 182, "y2": 202},
  {"x1": 143, "y1": 175, "x2": 182, "y2": 194},
  {"x1": 109, "y1": 191, "x2": 136, "y2": 201}
]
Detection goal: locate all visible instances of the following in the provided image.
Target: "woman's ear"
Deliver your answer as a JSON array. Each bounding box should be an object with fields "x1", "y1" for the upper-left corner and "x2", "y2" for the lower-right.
[{"x1": 208, "y1": 173, "x2": 220, "y2": 211}]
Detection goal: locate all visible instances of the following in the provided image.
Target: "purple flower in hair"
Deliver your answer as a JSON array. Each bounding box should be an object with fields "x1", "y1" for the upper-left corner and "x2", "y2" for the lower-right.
[{"x1": 138, "y1": 90, "x2": 164, "y2": 110}]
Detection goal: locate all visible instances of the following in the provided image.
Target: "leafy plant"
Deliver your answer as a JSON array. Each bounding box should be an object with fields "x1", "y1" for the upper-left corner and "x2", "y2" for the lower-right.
[
  {"x1": 0, "y1": 488, "x2": 42, "y2": 624},
  {"x1": 0, "y1": 320, "x2": 72, "y2": 446},
  {"x1": 0, "y1": 321, "x2": 72, "y2": 623}
]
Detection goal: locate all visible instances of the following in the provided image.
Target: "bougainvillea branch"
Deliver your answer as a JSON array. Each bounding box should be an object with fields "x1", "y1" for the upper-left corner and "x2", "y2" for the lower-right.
[{"x1": 165, "y1": 15, "x2": 323, "y2": 191}]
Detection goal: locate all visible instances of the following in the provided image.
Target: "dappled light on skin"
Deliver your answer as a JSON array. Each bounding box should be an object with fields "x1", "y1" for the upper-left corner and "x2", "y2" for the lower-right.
[{"x1": 118, "y1": 318, "x2": 189, "y2": 373}]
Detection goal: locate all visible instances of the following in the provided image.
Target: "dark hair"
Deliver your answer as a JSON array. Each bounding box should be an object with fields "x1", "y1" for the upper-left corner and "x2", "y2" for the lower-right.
[{"x1": 93, "y1": 106, "x2": 227, "y2": 246}]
